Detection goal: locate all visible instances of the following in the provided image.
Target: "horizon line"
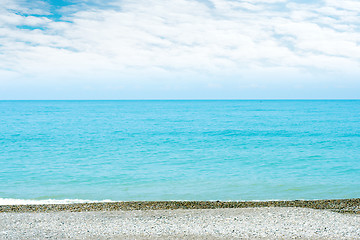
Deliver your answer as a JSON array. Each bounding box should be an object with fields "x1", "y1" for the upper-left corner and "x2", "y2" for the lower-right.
[{"x1": 1, "y1": 99, "x2": 360, "y2": 101}]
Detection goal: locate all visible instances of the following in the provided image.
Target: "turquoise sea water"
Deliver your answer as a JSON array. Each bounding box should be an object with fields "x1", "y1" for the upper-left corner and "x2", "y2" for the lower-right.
[{"x1": 1, "y1": 100, "x2": 360, "y2": 203}]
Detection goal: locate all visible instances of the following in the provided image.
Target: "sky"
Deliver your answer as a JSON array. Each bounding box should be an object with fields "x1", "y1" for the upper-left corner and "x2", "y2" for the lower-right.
[{"x1": 0, "y1": 0, "x2": 359, "y2": 99}]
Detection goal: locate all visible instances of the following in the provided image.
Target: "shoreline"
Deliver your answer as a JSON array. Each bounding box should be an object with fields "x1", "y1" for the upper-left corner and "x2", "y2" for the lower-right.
[{"x1": 1, "y1": 198, "x2": 359, "y2": 213}]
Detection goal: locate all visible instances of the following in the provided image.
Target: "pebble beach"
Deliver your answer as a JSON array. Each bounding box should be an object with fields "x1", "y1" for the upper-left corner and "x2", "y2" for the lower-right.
[{"x1": 1, "y1": 199, "x2": 359, "y2": 239}]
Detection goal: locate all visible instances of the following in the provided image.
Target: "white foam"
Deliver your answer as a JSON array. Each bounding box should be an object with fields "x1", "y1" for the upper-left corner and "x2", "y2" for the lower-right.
[
  {"x1": 0, "y1": 198, "x2": 115, "y2": 205},
  {"x1": 0, "y1": 198, "x2": 314, "y2": 205}
]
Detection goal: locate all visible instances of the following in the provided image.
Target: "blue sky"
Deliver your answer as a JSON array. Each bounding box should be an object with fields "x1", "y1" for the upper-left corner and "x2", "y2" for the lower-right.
[{"x1": 0, "y1": 0, "x2": 359, "y2": 99}]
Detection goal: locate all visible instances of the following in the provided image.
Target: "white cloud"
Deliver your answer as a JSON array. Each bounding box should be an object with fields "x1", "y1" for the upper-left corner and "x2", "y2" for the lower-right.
[
  {"x1": 0, "y1": 0, "x2": 359, "y2": 98},
  {"x1": 325, "y1": 0, "x2": 360, "y2": 12}
]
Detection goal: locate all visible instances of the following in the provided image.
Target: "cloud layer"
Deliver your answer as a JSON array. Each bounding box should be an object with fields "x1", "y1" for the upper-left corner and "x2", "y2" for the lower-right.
[{"x1": 0, "y1": 0, "x2": 359, "y2": 99}]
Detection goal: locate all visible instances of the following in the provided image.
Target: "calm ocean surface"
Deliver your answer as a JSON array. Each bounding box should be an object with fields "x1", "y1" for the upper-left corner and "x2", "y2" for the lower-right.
[{"x1": 1, "y1": 100, "x2": 360, "y2": 203}]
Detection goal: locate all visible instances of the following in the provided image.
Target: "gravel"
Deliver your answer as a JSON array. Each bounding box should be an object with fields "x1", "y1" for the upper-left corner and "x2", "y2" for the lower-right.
[{"x1": 1, "y1": 207, "x2": 359, "y2": 239}]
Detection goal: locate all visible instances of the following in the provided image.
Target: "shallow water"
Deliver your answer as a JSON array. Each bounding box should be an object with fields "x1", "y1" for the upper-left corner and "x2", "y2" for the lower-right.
[{"x1": 1, "y1": 100, "x2": 359, "y2": 203}]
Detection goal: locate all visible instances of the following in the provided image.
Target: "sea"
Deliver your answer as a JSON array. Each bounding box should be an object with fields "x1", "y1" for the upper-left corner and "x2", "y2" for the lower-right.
[{"x1": 1, "y1": 100, "x2": 359, "y2": 204}]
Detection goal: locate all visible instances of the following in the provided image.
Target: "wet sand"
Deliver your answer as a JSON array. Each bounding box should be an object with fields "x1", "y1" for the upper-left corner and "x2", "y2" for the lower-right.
[{"x1": 1, "y1": 198, "x2": 359, "y2": 213}]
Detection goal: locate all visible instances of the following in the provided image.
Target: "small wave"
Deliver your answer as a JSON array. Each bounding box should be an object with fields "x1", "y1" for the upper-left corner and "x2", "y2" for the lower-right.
[{"x1": 0, "y1": 198, "x2": 115, "y2": 205}]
